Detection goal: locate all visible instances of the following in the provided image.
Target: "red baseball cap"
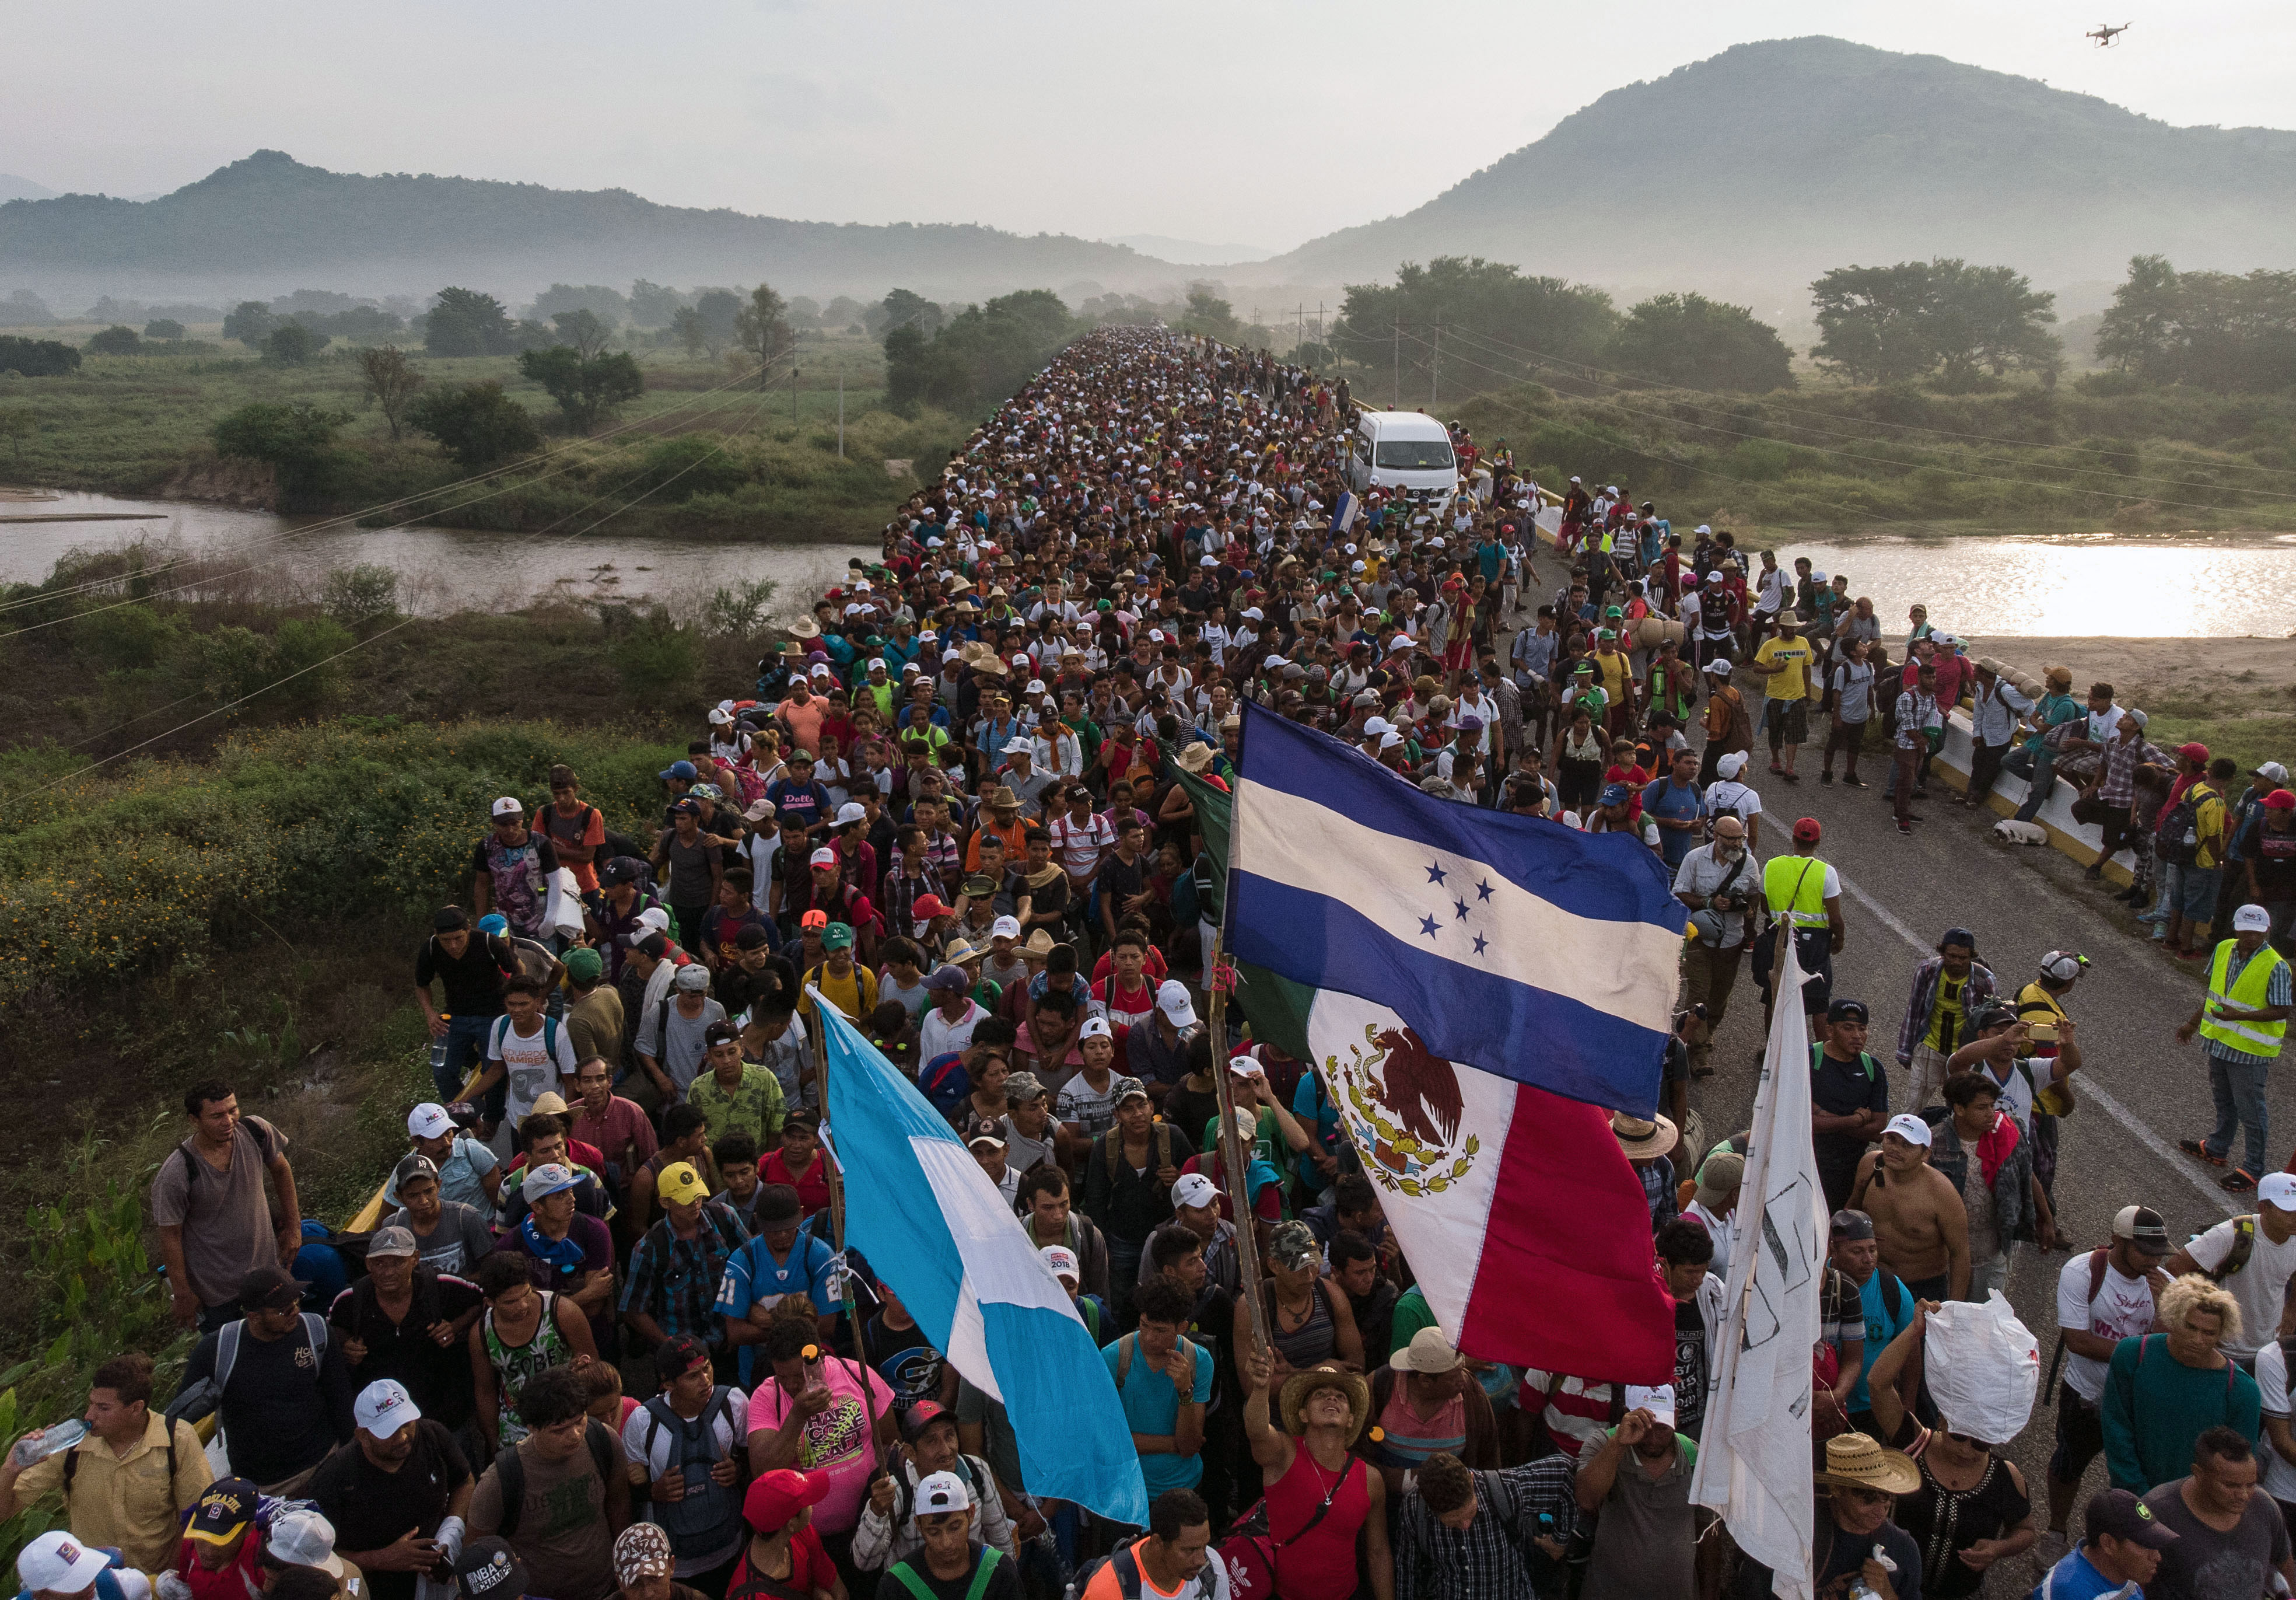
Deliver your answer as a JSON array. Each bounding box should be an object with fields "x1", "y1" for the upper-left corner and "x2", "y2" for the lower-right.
[
  {"x1": 744, "y1": 1469, "x2": 830, "y2": 1533},
  {"x1": 2265, "y1": 789, "x2": 2296, "y2": 811},
  {"x1": 912, "y1": 895, "x2": 951, "y2": 919},
  {"x1": 2178, "y1": 743, "x2": 2211, "y2": 763},
  {"x1": 1793, "y1": 817, "x2": 1823, "y2": 843}
]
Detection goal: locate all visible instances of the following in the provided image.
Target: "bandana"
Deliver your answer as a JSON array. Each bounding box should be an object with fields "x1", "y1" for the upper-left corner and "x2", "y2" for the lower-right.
[{"x1": 519, "y1": 1213, "x2": 589, "y2": 1278}]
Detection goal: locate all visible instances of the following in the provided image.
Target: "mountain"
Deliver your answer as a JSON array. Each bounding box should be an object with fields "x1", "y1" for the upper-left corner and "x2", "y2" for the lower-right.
[
  {"x1": 1255, "y1": 37, "x2": 2296, "y2": 299},
  {"x1": 0, "y1": 174, "x2": 57, "y2": 204},
  {"x1": 1102, "y1": 233, "x2": 1278, "y2": 265},
  {"x1": 0, "y1": 150, "x2": 1194, "y2": 306}
]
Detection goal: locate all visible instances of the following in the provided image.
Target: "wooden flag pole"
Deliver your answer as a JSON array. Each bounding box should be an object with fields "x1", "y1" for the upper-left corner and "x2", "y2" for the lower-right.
[{"x1": 1203, "y1": 931, "x2": 1272, "y2": 1355}]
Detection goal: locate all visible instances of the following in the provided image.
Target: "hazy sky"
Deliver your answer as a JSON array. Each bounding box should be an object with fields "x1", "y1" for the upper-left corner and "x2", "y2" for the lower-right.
[{"x1": 7, "y1": 1, "x2": 2288, "y2": 253}]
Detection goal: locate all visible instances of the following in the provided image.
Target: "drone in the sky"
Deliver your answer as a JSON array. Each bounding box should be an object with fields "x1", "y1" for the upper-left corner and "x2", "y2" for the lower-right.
[{"x1": 2086, "y1": 21, "x2": 2131, "y2": 46}]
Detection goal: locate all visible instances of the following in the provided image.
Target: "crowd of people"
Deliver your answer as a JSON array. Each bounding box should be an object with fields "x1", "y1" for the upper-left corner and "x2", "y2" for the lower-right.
[{"x1": 11, "y1": 327, "x2": 2296, "y2": 1600}]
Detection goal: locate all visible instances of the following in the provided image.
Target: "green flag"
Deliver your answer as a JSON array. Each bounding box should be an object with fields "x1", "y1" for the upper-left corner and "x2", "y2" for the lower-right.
[{"x1": 1162, "y1": 749, "x2": 1315, "y2": 1060}]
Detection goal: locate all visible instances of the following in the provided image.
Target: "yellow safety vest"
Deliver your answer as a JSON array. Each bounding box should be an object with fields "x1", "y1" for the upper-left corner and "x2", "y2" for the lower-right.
[
  {"x1": 2200, "y1": 941, "x2": 2288, "y2": 1059},
  {"x1": 1763, "y1": 855, "x2": 1831, "y2": 928}
]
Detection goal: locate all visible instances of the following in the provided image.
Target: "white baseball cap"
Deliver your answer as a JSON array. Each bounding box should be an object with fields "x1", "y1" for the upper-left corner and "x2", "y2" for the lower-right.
[
  {"x1": 267, "y1": 1509, "x2": 346, "y2": 1578},
  {"x1": 407, "y1": 1103, "x2": 454, "y2": 1140},
  {"x1": 18, "y1": 1533, "x2": 115, "y2": 1596},
  {"x1": 1169, "y1": 1172, "x2": 1216, "y2": 1212},
  {"x1": 914, "y1": 1469, "x2": 972, "y2": 1514},
  {"x1": 1156, "y1": 980, "x2": 1198, "y2": 1027},
  {"x1": 638, "y1": 905, "x2": 674, "y2": 932},
  {"x1": 2260, "y1": 1173, "x2": 2296, "y2": 1213},
  {"x1": 491, "y1": 796, "x2": 523, "y2": 818},
  {"x1": 834, "y1": 801, "x2": 867, "y2": 826},
  {"x1": 1716, "y1": 751, "x2": 1747, "y2": 779},
  {"x1": 808, "y1": 847, "x2": 839, "y2": 868},
  {"x1": 1623, "y1": 1384, "x2": 1678, "y2": 1427},
  {"x1": 1038, "y1": 1244, "x2": 1080, "y2": 1284},
  {"x1": 355, "y1": 1378, "x2": 422, "y2": 1438},
  {"x1": 1079, "y1": 1015, "x2": 1114, "y2": 1042},
  {"x1": 989, "y1": 915, "x2": 1022, "y2": 941},
  {"x1": 1884, "y1": 1113, "x2": 1934, "y2": 1148},
  {"x1": 2234, "y1": 904, "x2": 2273, "y2": 933}
]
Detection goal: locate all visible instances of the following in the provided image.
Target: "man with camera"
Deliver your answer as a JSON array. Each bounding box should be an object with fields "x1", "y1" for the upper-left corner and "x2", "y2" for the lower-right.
[{"x1": 1672, "y1": 814, "x2": 1756, "y2": 1079}]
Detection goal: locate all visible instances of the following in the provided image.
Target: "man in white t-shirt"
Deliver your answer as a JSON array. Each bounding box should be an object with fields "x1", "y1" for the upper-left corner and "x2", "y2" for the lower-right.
[
  {"x1": 1706, "y1": 750, "x2": 1766, "y2": 855},
  {"x1": 2166, "y1": 1174, "x2": 2296, "y2": 1369},
  {"x1": 2039, "y1": 1204, "x2": 2171, "y2": 1565},
  {"x1": 471, "y1": 976, "x2": 578, "y2": 1132}
]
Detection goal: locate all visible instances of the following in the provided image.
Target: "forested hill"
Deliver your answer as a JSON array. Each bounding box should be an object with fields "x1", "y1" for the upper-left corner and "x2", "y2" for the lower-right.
[
  {"x1": 0, "y1": 149, "x2": 1182, "y2": 303},
  {"x1": 1259, "y1": 36, "x2": 2296, "y2": 296}
]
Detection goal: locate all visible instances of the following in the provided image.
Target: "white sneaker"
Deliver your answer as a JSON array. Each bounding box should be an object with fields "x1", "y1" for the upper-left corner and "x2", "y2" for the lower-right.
[{"x1": 2031, "y1": 1530, "x2": 2069, "y2": 1575}]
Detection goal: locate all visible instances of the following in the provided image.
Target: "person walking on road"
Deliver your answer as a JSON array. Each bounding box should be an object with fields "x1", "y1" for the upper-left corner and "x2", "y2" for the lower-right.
[
  {"x1": 1758, "y1": 816, "x2": 1843, "y2": 1027},
  {"x1": 1674, "y1": 815, "x2": 1756, "y2": 1080},
  {"x1": 1894, "y1": 928, "x2": 1994, "y2": 1113},
  {"x1": 2175, "y1": 904, "x2": 2291, "y2": 1193},
  {"x1": 2099, "y1": 1274, "x2": 2260, "y2": 1494},
  {"x1": 2164, "y1": 1173, "x2": 2296, "y2": 1371},
  {"x1": 1892, "y1": 664, "x2": 1944, "y2": 836}
]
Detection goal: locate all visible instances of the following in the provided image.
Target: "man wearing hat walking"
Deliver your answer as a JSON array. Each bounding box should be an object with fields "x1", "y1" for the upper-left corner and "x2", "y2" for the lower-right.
[
  {"x1": 620, "y1": 1164, "x2": 748, "y2": 1377},
  {"x1": 1573, "y1": 1387, "x2": 1699, "y2": 1600},
  {"x1": 1809, "y1": 1434, "x2": 1924, "y2": 1600},
  {"x1": 307, "y1": 1381, "x2": 474, "y2": 1600},
  {"x1": 1811, "y1": 1000, "x2": 1890, "y2": 1214},
  {"x1": 16, "y1": 1530, "x2": 151, "y2": 1600},
  {"x1": 1238, "y1": 1347, "x2": 1388, "y2": 1600},
  {"x1": 2175, "y1": 904, "x2": 2291, "y2": 1193},
  {"x1": 2032, "y1": 1489, "x2": 2176, "y2": 1600},
  {"x1": 326, "y1": 1227, "x2": 484, "y2": 1432},
  {"x1": 2040, "y1": 1207, "x2": 2172, "y2": 1563},
  {"x1": 178, "y1": 1266, "x2": 354, "y2": 1493},
  {"x1": 1758, "y1": 816, "x2": 1842, "y2": 1028},
  {"x1": 620, "y1": 1335, "x2": 749, "y2": 1591}
]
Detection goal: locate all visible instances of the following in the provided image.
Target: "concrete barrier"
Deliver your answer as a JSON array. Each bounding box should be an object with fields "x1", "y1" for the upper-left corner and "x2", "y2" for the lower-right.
[{"x1": 1924, "y1": 710, "x2": 2139, "y2": 885}]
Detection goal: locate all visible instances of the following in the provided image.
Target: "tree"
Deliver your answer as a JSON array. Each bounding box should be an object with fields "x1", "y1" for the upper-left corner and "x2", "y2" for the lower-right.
[
  {"x1": 222, "y1": 301, "x2": 278, "y2": 348},
  {"x1": 0, "y1": 336, "x2": 79, "y2": 376},
  {"x1": 517, "y1": 345, "x2": 644, "y2": 433},
  {"x1": 262, "y1": 323, "x2": 327, "y2": 365},
  {"x1": 1182, "y1": 286, "x2": 1237, "y2": 337},
  {"x1": 627, "y1": 280, "x2": 685, "y2": 328},
  {"x1": 884, "y1": 289, "x2": 1076, "y2": 413},
  {"x1": 691, "y1": 289, "x2": 742, "y2": 358},
  {"x1": 733, "y1": 284, "x2": 795, "y2": 377},
  {"x1": 319, "y1": 565, "x2": 401, "y2": 635},
  {"x1": 143, "y1": 319, "x2": 185, "y2": 341},
  {"x1": 85, "y1": 325, "x2": 141, "y2": 356},
  {"x1": 876, "y1": 289, "x2": 943, "y2": 340},
  {"x1": 1335, "y1": 257, "x2": 1619, "y2": 400},
  {"x1": 1606, "y1": 294, "x2": 1795, "y2": 392},
  {"x1": 0, "y1": 405, "x2": 35, "y2": 464},
  {"x1": 529, "y1": 283, "x2": 628, "y2": 326},
  {"x1": 211, "y1": 401, "x2": 353, "y2": 501},
  {"x1": 1809, "y1": 258, "x2": 2058, "y2": 389},
  {"x1": 424, "y1": 287, "x2": 515, "y2": 357},
  {"x1": 671, "y1": 306, "x2": 708, "y2": 359},
  {"x1": 359, "y1": 346, "x2": 426, "y2": 441},
  {"x1": 551, "y1": 308, "x2": 612, "y2": 359},
  {"x1": 2094, "y1": 256, "x2": 2296, "y2": 391},
  {"x1": 405, "y1": 381, "x2": 544, "y2": 466}
]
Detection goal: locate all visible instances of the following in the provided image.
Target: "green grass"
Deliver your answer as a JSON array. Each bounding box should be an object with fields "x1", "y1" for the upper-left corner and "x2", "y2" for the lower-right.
[
  {"x1": 0, "y1": 330, "x2": 946, "y2": 539},
  {"x1": 1437, "y1": 374, "x2": 2296, "y2": 535}
]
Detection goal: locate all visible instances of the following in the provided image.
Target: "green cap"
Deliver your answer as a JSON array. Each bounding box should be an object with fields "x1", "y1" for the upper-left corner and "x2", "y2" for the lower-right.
[
  {"x1": 564, "y1": 946, "x2": 603, "y2": 985},
  {"x1": 822, "y1": 922, "x2": 855, "y2": 951}
]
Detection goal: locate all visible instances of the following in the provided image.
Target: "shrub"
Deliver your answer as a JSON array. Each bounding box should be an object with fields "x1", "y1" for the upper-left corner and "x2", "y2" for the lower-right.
[
  {"x1": 262, "y1": 323, "x2": 328, "y2": 365},
  {"x1": 142, "y1": 319, "x2": 186, "y2": 341},
  {"x1": 635, "y1": 432, "x2": 750, "y2": 500},
  {"x1": 606, "y1": 612, "x2": 702, "y2": 703},
  {"x1": 85, "y1": 325, "x2": 141, "y2": 356},
  {"x1": 405, "y1": 381, "x2": 543, "y2": 467},
  {"x1": 702, "y1": 578, "x2": 779, "y2": 639},
  {"x1": 320, "y1": 565, "x2": 402, "y2": 635}
]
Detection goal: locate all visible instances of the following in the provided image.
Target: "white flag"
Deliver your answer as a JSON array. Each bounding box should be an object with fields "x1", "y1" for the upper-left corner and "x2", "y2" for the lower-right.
[{"x1": 1689, "y1": 938, "x2": 1826, "y2": 1600}]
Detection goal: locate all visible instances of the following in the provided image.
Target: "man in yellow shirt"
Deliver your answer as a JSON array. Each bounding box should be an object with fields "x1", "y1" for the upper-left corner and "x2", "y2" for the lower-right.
[
  {"x1": 802, "y1": 922, "x2": 878, "y2": 1027},
  {"x1": 0, "y1": 1352, "x2": 213, "y2": 1576},
  {"x1": 1747, "y1": 616, "x2": 1816, "y2": 783}
]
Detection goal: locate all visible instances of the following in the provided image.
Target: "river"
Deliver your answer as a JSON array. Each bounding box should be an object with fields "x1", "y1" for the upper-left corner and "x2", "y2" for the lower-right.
[
  {"x1": 4, "y1": 492, "x2": 2294, "y2": 637},
  {"x1": 0, "y1": 491, "x2": 878, "y2": 618}
]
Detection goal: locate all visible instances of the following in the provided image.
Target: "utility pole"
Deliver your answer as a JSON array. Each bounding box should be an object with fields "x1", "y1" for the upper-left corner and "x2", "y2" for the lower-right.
[
  {"x1": 791, "y1": 365, "x2": 800, "y2": 424},
  {"x1": 837, "y1": 373, "x2": 845, "y2": 457},
  {"x1": 1393, "y1": 323, "x2": 1401, "y2": 409},
  {"x1": 1432, "y1": 324, "x2": 1441, "y2": 408}
]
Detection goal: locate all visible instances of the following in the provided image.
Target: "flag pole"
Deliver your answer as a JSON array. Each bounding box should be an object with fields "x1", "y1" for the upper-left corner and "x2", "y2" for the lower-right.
[
  {"x1": 1204, "y1": 931, "x2": 1273, "y2": 1358},
  {"x1": 807, "y1": 987, "x2": 886, "y2": 1475}
]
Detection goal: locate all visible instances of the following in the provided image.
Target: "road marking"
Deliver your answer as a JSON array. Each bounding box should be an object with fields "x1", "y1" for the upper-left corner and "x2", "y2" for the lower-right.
[{"x1": 1836, "y1": 871, "x2": 2236, "y2": 1218}]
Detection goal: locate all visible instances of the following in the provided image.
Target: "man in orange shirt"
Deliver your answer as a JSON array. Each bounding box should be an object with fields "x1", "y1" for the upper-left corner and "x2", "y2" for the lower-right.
[{"x1": 1079, "y1": 1488, "x2": 1223, "y2": 1599}]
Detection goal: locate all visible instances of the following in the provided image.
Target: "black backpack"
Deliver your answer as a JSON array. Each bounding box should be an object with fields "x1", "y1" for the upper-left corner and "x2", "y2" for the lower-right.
[
  {"x1": 2155, "y1": 784, "x2": 2216, "y2": 867},
  {"x1": 491, "y1": 1419, "x2": 618, "y2": 1536}
]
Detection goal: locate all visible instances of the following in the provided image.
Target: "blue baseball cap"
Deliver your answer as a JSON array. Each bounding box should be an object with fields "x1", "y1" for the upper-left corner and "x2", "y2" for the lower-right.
[
  {"x1": 1598, "y1": 782, "x2": 1630, "y2": 808},
  {"x1": 659, "y1": 760, "x2": 698, "y2": 781}
]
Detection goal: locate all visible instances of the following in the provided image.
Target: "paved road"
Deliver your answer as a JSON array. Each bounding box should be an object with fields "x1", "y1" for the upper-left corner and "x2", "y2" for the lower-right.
[{"x1": 1676, "y1": 661, "x2": 2272, "y2": 1576}]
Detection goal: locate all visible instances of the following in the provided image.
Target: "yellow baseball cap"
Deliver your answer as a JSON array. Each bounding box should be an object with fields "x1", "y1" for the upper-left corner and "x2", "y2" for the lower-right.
[{"x1": 657, "y1": 1161, "x2": 710, "y2": 1207}]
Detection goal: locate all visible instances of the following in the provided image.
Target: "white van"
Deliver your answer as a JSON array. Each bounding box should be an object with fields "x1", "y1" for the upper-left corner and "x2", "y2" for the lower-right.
[{"x1": 1345, "y1": 410, "x2": 1458, "y2": 519}]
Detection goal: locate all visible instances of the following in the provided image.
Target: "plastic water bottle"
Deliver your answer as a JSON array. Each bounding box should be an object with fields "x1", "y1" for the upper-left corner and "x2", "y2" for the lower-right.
[
  {"x1": 11, "y1": 1421, "x2": 86, "y2": 1468},
  {"x1": 429, "y1": 1018, "x2": 450, "y2": 1088}
]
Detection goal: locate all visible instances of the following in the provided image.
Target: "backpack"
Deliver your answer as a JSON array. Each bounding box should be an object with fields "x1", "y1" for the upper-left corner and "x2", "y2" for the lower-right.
[
  {"x1": 162, "y1": 1312, "x2": 331, "y2": 1433},
  {"x1": 1096, "y1": 1124, "x2": 1181, "y2": 1190},
  {"x1": 1404, "y1": 1471, "x2": 1533, "y2": 1592},
  {"x1": 2044, "y1": 1248, "x2": 2115, "y2": 1400},
  {"x1": 2204, "y1": 1216, "x2": 2259, "y2": 1284},
  {"x1": 488, "y1": 1014, "x2": 562, "y2": 1078},
  {"x1": 491, "y1": 1419, "x2": 618, "y2": 1538},
  {"x1": 888, "y1": 1546, "x2": 1003, "y2": 1600},
  {"x1": 2156, "y1": 784, "x2": 2217, "y2": 866}
]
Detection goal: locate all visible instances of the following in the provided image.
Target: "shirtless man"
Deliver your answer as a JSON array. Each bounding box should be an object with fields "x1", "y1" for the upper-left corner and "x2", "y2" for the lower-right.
[{"x1": 1852, "y1": 1113, "x2": 1970, "y2": 1303}]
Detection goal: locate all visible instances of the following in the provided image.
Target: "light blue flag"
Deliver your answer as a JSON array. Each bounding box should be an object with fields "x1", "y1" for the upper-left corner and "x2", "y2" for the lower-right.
[{"x1": 813, "y1": 993, "x2": 1150, "y2": 1528}]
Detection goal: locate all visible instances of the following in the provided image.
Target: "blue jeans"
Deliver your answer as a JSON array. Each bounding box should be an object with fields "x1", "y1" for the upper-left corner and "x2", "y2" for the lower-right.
[
  {"x1": 2166, "y1": 862, "x2": 2221, "y2": 921},
  {"x1": 2206, "y1": 1049, "x2": 2272, "y2": 1175},
  {"x1": 433, "y1": 1012, "x2": 494, "y2": 1104},
  {"x1": 2005, "y1": 746, "x2": 2054, "y2": 822}
]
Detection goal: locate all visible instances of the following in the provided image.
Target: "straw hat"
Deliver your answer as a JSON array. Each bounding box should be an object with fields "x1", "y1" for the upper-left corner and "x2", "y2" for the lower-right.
[
  {"x1": 1388, "y1": 1327, "x2": 1465, "y2": 1375},
  {"x1": 789, "y1": 616, "x2": 821, "y2": 640},
  {"x1": 1611, "y1": 1112, "x2": 1678, "y2": 1161},
  {"x1": 1279, "y1": 1364, "x2": 1371, "y2": 1440},
  {"x1": 983, "y1": 785, "x2": 1021, "y2": 813},
  {"x1": 1817, "y1": 1432, "x2": 1920, "y2": 1496},
  {"x1": 1174, "y1": 742, "x2": 1215, "y2": 774}
]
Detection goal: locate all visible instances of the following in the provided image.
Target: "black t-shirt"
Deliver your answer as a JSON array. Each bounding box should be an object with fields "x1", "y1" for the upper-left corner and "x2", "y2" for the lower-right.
[
  {"x1": 1672, "y1": 1297, "x2": 1709, "y2": 1439},
  {"x1": 1812, "y1": 1512, "x2": 1921, "y2": 1600},
  {"x1": 1094, "y1": 852, "x2": 1149, "y2": 924},
  {"x1": 184, "y1": 1317, "x2": 356, "y2": 1486},
  {"x1": 306, "y1": 1421, "x2": 472, "y2": 1600},
  {"x1": 1810, "y1": 1050, "x2": 1889, "y2": 1169},
  {"x1": 873, "y1": 1555, "x2": 1021, "y2": 1600},
  {"x1": 327, "y1": 1271, "x2": 485, "y2": 1430},
  {"x1": 414, "y1": 934, "x2": 510, "y2": 1019}
]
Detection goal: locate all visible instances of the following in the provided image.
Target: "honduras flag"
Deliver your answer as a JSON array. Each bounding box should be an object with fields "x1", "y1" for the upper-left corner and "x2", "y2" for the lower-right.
[
  {"x1": 1220, "y1": 702, "x2": 1684, "y2": 1380},
  {"x1": 1329, "y1": 490, "x2": 1359, "y2": 535},
  {"x1": 1227, "y1": 700, "x2": 1685, "y2": 1117},
  {"x1": 811, "y1": 993, "x2": 1150, "y2": 1527}
]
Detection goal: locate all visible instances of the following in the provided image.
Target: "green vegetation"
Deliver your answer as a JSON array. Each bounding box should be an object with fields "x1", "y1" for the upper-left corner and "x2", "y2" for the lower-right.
[
  {"x1": 1810, "y1": 258, "x2": 2059, "y2": 389},
  {"x1": 516, "y1": 344, "x2": 645, "y2": 433},
  {"x1": 2096, "y1": 256, "x2": 2296, "y2": 392},
  {"x1": 1447, "y1": 375, "x2": 2296, "y2": 533},
  {"x1": 1606, "y1": 294, "x2": 1796, "y2": 394},
  {"x1": 884, "y1": 288, "x2": 1078, "y2": 413}
]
